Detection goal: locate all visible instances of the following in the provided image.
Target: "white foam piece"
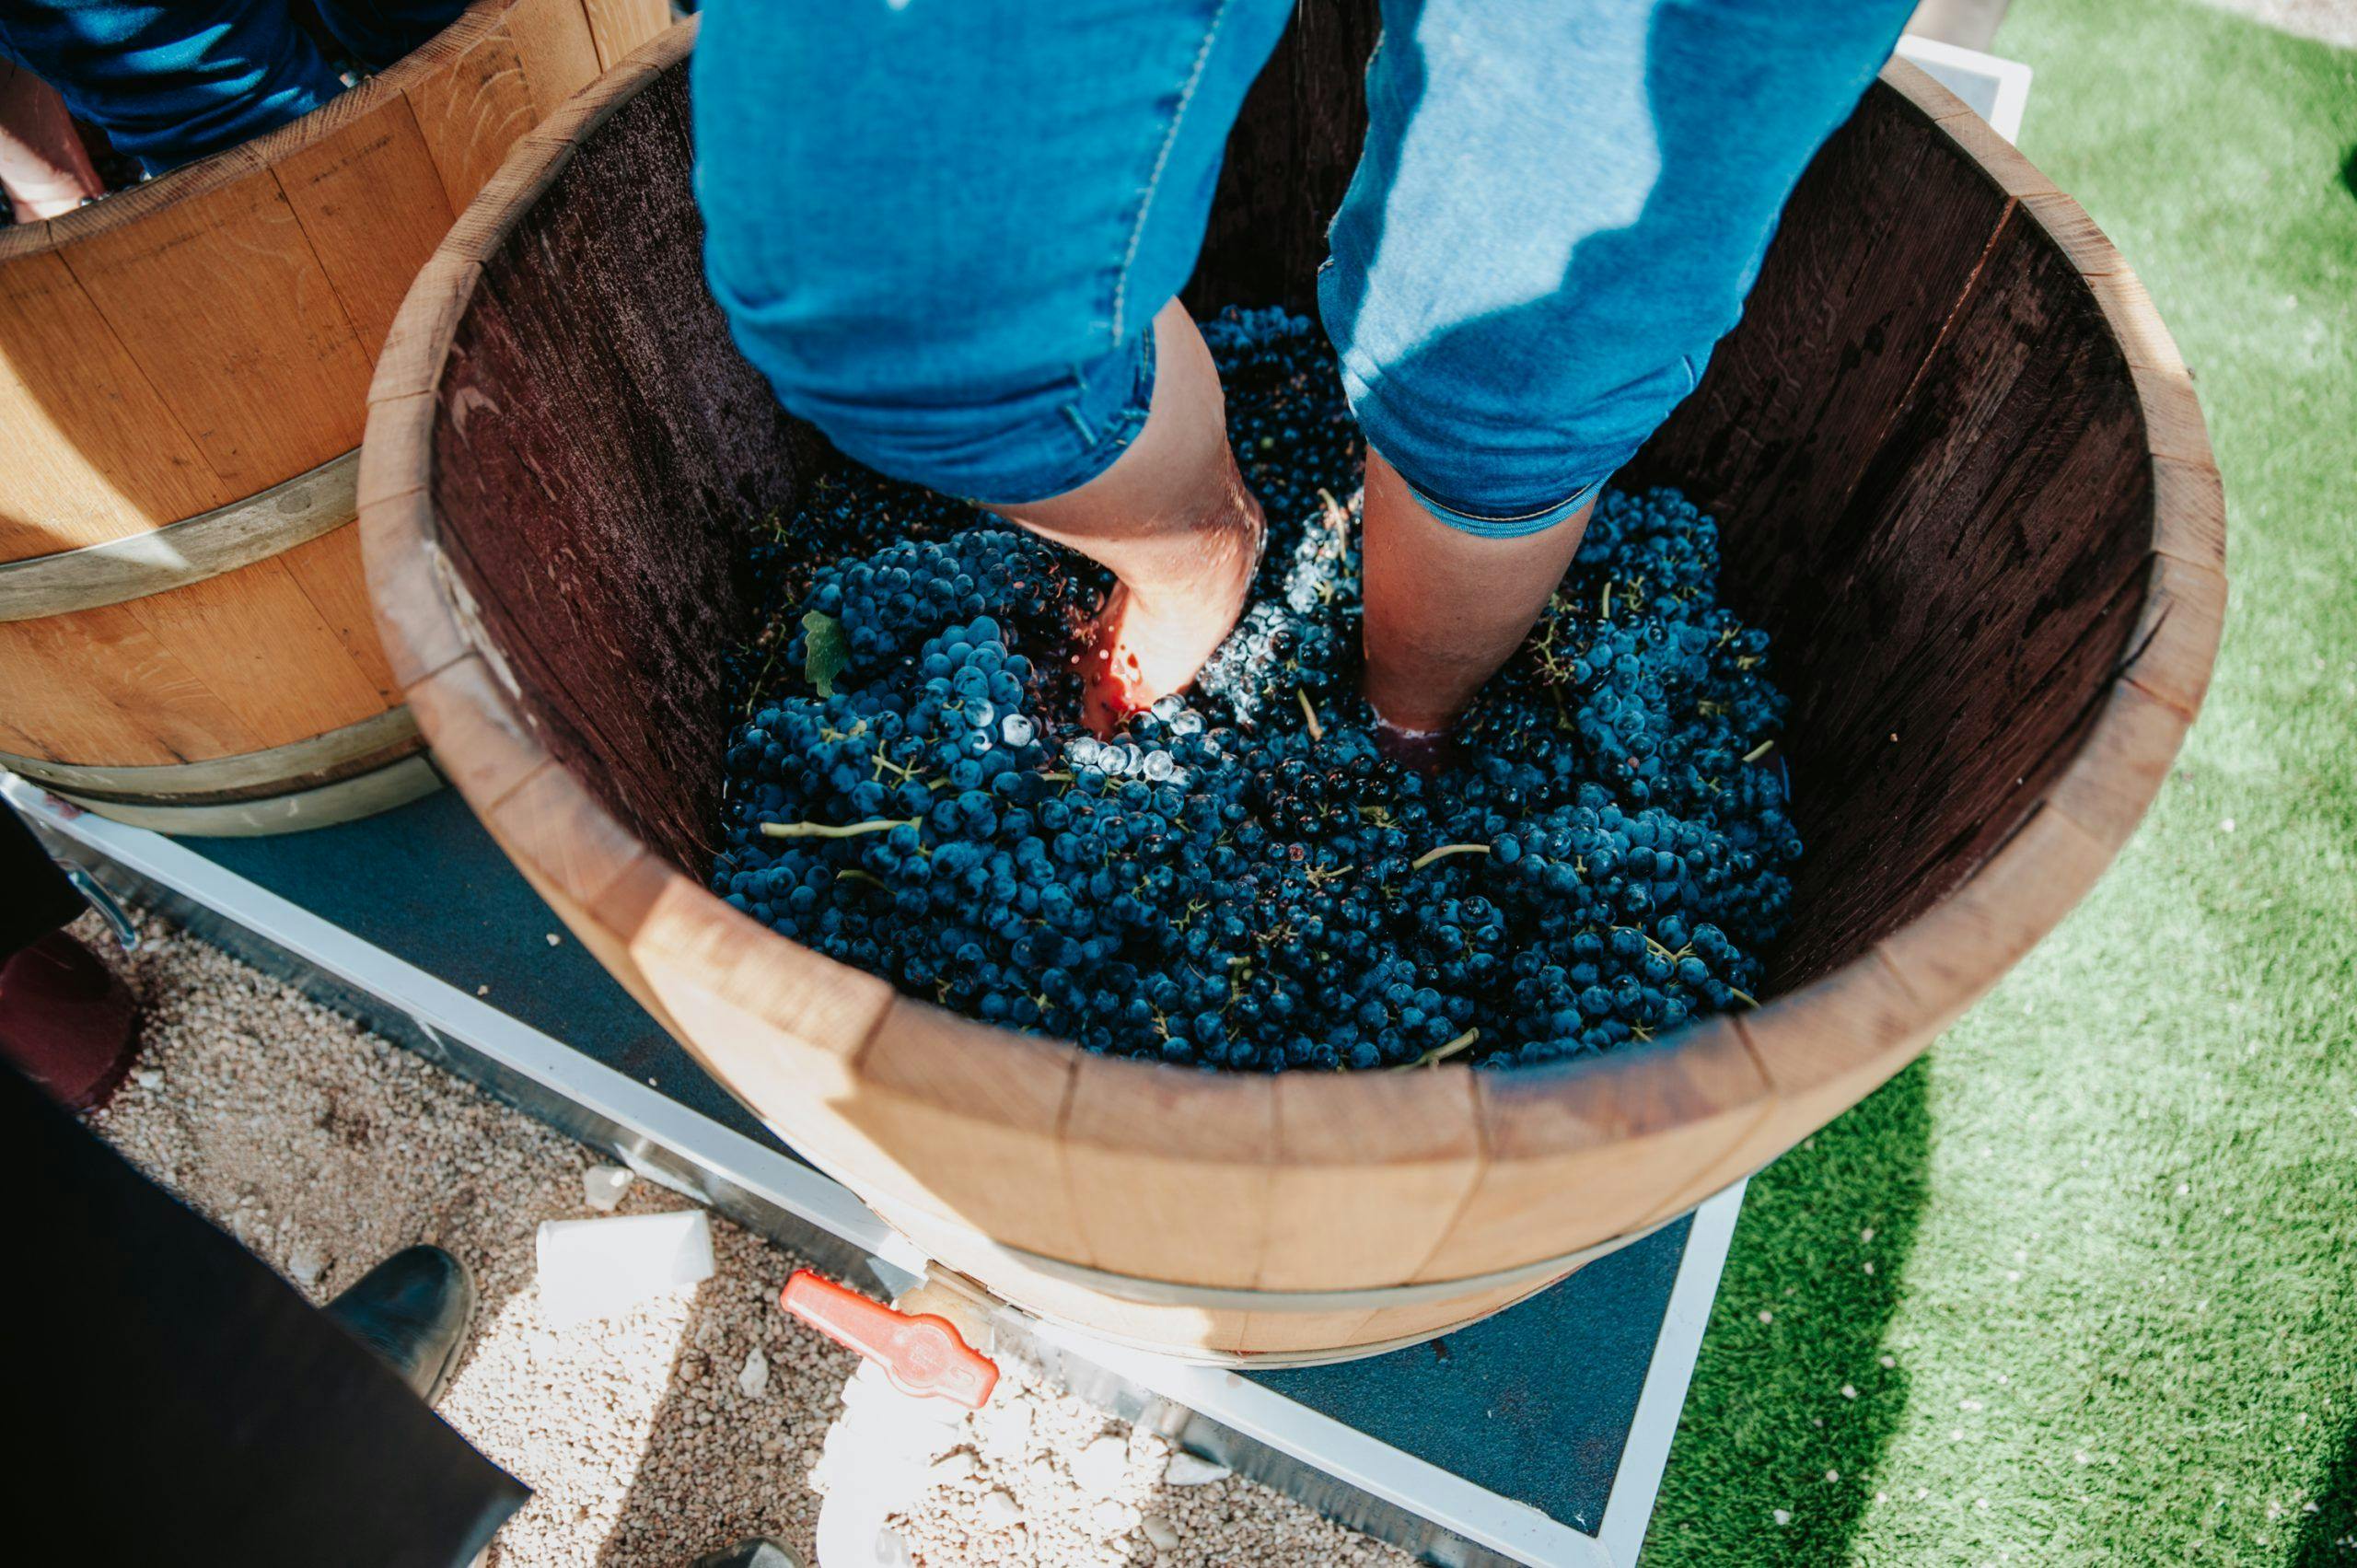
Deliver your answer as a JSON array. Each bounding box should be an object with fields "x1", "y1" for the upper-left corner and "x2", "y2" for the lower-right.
[
  {"x1": 582, "y1": 1162, "x2": 634, "y2": 1212},
  {"x1": 535, "y1": 1209, "x2": 714, "y2": 1329}
]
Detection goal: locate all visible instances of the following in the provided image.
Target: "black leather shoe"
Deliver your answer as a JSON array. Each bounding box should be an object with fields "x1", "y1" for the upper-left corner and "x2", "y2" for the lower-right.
[
  {"x1": 689, "y1": 1540, "x2": 805, "y2": 1568},
  {"x1": 324, "y1": 1244, "x2": 476, "y2": 1405}
]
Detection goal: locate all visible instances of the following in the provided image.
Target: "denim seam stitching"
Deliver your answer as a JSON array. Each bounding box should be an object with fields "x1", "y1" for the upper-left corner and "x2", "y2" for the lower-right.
[
  {"x1": 1421, "y1": 483, "x2": 1599, "y2": 527},
  {"x1": 1411, "y1": 475, "x2": 1606, "y2": 534},
  {"x1": 1111, "y1": 0, "x2": 1232, "y2": 343}
]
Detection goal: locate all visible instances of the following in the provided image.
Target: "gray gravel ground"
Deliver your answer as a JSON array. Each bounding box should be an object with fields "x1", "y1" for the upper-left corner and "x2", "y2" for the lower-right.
[{"x1": 78, "y1": 914, "x2": 1411, "y2": 1568}]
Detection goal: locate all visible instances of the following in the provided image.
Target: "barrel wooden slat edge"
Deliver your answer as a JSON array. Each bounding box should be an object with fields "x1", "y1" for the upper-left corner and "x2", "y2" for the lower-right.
[
  {"x1": 401, "y1": 653, "x2": 546, "y2": 807},
  {"x1": 1414, "y1": 1017, "x2": 1771, "y2": 1283},
  {"x1": 1884, "y1": 58, "x2": 2059, "y2": 203},
  {"x1": 2045, "y1": 681, "x2": 2196, "y2": 852},
  {"x1": 1261, "y1": 1067, "x2": 1483, "y2": 1291},
  {"x1": 844, "y1": 1003, "x2": 1096, "y2": 1263},
  {"x1": 271, "y1": 90, "x2": 459, "y2": 363},
  {"x1": 2150, "y1": 454, "x2": 2229, "y2": 570},
  {"x1": 407, "y1": 8, "x2": 567, "y2": 214},
  {"x1": 2123, "y1": 549, "x2": 2228, "y2": 720},
  {"x1": 0, "y1": 252, "x2": 235, "y2": 557},
  {"x1": 505, "y1": 0, "x2": 605, "y2": 122},
  {"x1": 1061, "y1": 1051, "x2": 1277, "y2": 1290},
  {"x1": 53, "y1": 135, "x2": 368, "y2": 505},
  {"x1": 358, "y1": 394, "x2": 478, "y2": 689}
]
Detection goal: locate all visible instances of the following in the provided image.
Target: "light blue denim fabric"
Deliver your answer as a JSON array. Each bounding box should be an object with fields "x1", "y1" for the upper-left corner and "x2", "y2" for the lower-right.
[{"x1": 694, "y1": 0, "x2": 1912, "y2": 529}]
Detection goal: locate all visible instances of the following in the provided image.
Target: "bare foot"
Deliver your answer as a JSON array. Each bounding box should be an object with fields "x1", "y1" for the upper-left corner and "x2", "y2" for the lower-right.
[
  {"x1": 1078, "y1": 487, "x2": 1264, "y2": 733},
  {"x1": 986, "y1": 298, "x2": 1266, "y2": 737}
]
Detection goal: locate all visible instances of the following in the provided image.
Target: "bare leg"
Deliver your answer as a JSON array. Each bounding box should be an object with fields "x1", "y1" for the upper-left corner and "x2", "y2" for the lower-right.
[
  {"x1": 987, "y1": 298, "x2": 1264, "y2": 731},
  {"x1": 1359, "y1": 447, "x2": 1593, "y2": 742},
  {"x1": 0, "y1": 63, "x2": 101, "y2": 222}
]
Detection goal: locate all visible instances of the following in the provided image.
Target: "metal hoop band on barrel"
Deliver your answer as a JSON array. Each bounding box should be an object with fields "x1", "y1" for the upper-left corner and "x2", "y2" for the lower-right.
[
  {"x1": 0, "y1": 450, "x2": 360, "y2": 621},
  {"x1": 935, "y1": 1262, "x2": 1562, "y2": 1369},
  {"x1": 0, "y1": 703, "x2": 423, "y2": 802},
  {"x1": 3, "y1": 750, "x2": 442, "y2": 837},
  {"x1": 892, "y1": 1199, "x2": 1683, "y2": 1312},
  {"x1": 0, "y1": 704, "x2": 437, "y2": 838}
]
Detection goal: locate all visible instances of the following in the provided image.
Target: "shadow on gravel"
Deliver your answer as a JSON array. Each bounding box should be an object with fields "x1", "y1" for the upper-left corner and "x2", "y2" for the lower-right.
[
  {"x1": 587, "y1": 1223, "x2": 850, "y2": 1568},
  {"x1": 1648, "y1": 1057, "x2": 1933, "y2": 1566}
]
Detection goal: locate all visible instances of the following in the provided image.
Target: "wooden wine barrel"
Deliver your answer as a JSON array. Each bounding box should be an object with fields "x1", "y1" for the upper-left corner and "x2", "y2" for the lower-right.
[
  {"x1": 0, "y1": 0, "x2": 669, "y2": 834},
  {"x1": 360, "y1": 15, "x2": 2225, "y2": 1361}
]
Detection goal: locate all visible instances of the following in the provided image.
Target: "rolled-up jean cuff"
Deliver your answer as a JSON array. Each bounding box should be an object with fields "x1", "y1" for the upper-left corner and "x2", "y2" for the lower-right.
[
  {"x1": 1401, "y1": 473, "x2": 1608, "y2": 539},
  {"x1": 753, "y1": 322, "x2": 1158, "y2": 509}
]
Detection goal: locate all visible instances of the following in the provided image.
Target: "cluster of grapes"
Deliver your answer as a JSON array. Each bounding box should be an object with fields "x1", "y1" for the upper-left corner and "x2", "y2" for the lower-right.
[{"x1": 711, "y1": 310, "x2": 1801, "y2": 1071}]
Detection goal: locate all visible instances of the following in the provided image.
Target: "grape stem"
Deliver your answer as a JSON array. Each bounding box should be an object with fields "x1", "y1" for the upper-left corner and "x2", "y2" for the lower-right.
[
  {"x1": 1297, "y1": 688, "x2": 1324, "y2": 741},
  {"x1": 760, "y1": 817, "x2": 918, "y2": 841},
  {"x1": 1399, "y1": 1027, "x2": 1480, "y2": 1069},
  {"x1": 1317, "y1": 487, "x2": 1349, "y2": 532},
  {"x1": 1743, "y1": 738, "x2": 1776, "y2": 763},
  {"x1": 1411, "y1": 842, "x2": 1491, "y2": 872}
]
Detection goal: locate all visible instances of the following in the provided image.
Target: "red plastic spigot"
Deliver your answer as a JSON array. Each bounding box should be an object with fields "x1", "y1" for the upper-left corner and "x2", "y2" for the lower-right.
[{"x1": 780, "y1": 1269, "x2": 999, "y2": 1409}]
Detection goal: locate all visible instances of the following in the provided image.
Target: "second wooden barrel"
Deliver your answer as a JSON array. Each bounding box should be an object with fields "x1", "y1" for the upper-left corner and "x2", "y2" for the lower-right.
[{"x1": 0, "y1": 0, "x2": 668, "y2": 833}]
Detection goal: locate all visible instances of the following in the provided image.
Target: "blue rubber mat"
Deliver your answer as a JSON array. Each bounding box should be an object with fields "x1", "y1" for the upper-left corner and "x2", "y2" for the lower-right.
[
  {"x1": 1256, "y1": 1219, "x2": 1688, "y2": 1533},
  {"x1": 183, "y1": 790, "x2": 1689, "y2": 1538}
]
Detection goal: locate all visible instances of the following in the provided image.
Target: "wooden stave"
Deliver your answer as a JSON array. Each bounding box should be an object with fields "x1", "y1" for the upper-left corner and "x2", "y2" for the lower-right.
[
  {"x1": 0, "y1": 0, "x2": 669, "y2": 790},
  {"x1": 356, "y1": 29, "x2": 2226, "y2": 1355}
]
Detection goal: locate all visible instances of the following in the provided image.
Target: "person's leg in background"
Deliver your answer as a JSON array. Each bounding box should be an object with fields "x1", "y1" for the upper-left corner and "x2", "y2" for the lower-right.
[
  {"x1": 1, "y1": 1060, "x2": 525, "y2": 1565},
  {"x1": 1327, "y1": 0, "x2": 1916, "y2": 738},
  {"x1": 0, "y1": 804, "x2": 139, "y2": 1109},
  {"x1": 0, "y1": 56, "x2": 100, "y2": 217},
  {"x1": 0, "y1": 1, "x2": 345, "y2": 174},
  {"x1": 693, "y1": 0, "x2": 1296, "y2": 727}
]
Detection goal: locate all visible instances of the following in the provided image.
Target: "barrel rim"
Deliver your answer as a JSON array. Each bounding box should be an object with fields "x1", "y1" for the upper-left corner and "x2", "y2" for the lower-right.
[
  {"x1": 0, "y1": 0, "x2": 574, "y2": 263},
  {"x1": 357, "y1": 29, "x2": 2227, "y2": 1296}
]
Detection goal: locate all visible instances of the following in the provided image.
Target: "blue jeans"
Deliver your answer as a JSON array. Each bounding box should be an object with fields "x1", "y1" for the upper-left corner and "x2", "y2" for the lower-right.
[
  {"x1": 694, "y1": 0, "x2": 1912, "y2": 534},
  {"x1": 0, "y1": 2, "x2": 464, "y2": 174}
]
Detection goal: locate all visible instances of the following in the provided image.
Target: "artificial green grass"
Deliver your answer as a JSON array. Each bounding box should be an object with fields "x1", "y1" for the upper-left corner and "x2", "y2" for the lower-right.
[{"x1": 1651, "y1": 2, "x2": 2357, "y2": 1562}]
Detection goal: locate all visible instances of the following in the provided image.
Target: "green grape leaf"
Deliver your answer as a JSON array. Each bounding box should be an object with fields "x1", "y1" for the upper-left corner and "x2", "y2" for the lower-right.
[{"x1": 802, "y1": 611, "x2": 849, "y2": 698}]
